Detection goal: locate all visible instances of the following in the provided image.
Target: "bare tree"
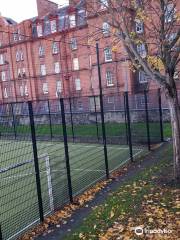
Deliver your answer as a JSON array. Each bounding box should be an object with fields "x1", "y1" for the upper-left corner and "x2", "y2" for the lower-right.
[{"x1": 75, "y1": 0, "x2": 180, "y2": 181}]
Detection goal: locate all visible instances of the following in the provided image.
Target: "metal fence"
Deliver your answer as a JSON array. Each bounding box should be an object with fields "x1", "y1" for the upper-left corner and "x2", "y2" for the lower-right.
[{"x1": 0, "y1": 90, "x2": 169, "y2": 240}]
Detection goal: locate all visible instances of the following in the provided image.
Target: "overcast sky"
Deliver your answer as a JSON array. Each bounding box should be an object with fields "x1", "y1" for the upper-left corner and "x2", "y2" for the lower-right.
[{"x1": 0, "y1": 0, "x2": 69, "y2": 23}]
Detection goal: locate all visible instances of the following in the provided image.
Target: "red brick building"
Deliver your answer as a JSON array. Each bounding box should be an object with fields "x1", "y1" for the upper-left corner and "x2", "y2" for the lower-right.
[{"x1": 0, "y1": 0, "x2": 178, "y2": 104}]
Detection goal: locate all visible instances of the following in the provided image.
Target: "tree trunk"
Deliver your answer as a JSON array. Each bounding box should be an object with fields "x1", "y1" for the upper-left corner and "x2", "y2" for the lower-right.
[{"x1": 167, "y1": 94, "x2": 180, "y2": 182}]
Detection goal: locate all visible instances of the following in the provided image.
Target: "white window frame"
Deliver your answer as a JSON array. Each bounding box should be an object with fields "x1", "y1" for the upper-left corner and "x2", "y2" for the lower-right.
[
  {"x1": 165, "y1": 3, "x2": 174, "y2": 23},
  {"x1": 20, "y1": 51, "x2": 24, "y2": 61},
  {"x1": 104, "y1": 47, "x2": 112, "y2": 62},
  {"x1": 135, "y1": 20, "x2": 143, "y2": 33},
  {"x1": 1, "y1": 71, "x2": 6, "y2": 81},
  {"x1": 4, "y1": 87, "x2": 8, "y2": 98},
  {"x1": 73, "y1": 58, "x2": 79, "y2": 70},
  {"x1": 56, "y1": 80, "x2": 62, "y2": 97},
  {"x1": 50, "y1": 20, "x2": 57, "y2": 33},
  {"x1": 39, "y1": 45, "x2": 45, "y2": 57},
  {"x1": 100, "y1": 0, "x2": 108, "y2": 9},
  {"x1": 138, "y1": 71, "x2": 147, "y2": 83},
  {"x1": 106, "y1": 71, "x2": 114, "y2": 86},
  {"x1": 0, "y1": 54, "x2": 4, "y2": 65},
  {"x1": 13, "y1": 32, "x2": 18, "y2": 41},
  {"x1": 20, "y1": 85, "x2": 24, "y2": 97},
  {"x1": 24, "y1": 85, "x2": 29, "y2": 96},
  {"x1": 102, "y1": 22, "x2": 110, "y2": 35},
  {"x1": 54, "y1": 62, "x2": 60, "y2": 74},
  {"x1": 37, "y1": 24, "x2": 43, "y2": 37},
  {"x1": 69, "y1": 15, "x2": 76, "y2": 28},
  {"x1": 75, "y1": 78, "x2": 81, "y2": 91},
  {"x1": 43, "y1": 82, "x2": 48, "y2": 94},
  {"x1": 40, "y1": 64, "x2": 46, "y2": 76},
  {"x1": 137, "y1": 43, "x2": 147, "y2": 58},
  {"x1": 52, "y1": 42, "x2": 59, "y2": 54},
  {"x1": 17, "y1": 68, "x2": 21, "y2": 78},
  {"x1": 16, "y1": 51, "x2": 20, "y2": 61},
  {"x1": 71, "y1": 38, "x2": 77, "y2": 50}
]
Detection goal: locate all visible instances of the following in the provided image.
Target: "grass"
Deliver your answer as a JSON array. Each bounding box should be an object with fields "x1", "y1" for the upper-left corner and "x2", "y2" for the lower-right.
[
  {"x1": 0, "y1": 122, "x2": 172, "y2": 139},
  {"x1": 0, "y1": 140, "x2": 144, "y2": 240},
  {"x1": 63, "y1": 144, "x2": 177, "y2": 240}
]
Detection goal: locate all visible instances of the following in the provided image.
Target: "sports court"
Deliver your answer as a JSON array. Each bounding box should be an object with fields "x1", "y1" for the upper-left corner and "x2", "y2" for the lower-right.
[{"x1": 0, "y1": 139, "x2": 144, "y2": 240}]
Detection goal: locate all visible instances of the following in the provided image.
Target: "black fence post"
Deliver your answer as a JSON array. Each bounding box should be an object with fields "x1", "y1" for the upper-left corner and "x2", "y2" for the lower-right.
[
  {"x1": 11, "y1": 103, "x2": 17, "y2": 139},
  {"x1": 96, "y1": 43, "x2": 109, "y2": 178},
  {"x1": 0, "y1": 224, "x2": 3, "y2": 240},
  {"x1": 158, "y1": 89, "x2": 164, "y2": 142},
  {"x1": 93, "y1": 96, "x2": 100, "y2": 141},
  {"x1": 47, "y1": 100, "x2": 53, "y2": 139},
  {"x1": 28, "y1": 101, "x2": 44, "y2": 222},
  {"x1": 69, "y1": 98, "x2": 75, "y2": 142},
  {"x1": 60, "y1": 98, "x2": 73, "y2": 203},
  {"x1": 144, "y1": 90, "x2": 151, "y2": 151},
  {"x1": 124, "y1": 94, "x2": 129, "y2": 145},
  {"x1": 124, "y1": 92, "x2": 133, "y2": 162}
]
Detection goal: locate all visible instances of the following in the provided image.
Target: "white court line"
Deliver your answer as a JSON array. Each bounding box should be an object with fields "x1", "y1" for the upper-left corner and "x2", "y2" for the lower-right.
[
  {"x1": 1, "y1": 173, "x2": 33, "y2": 180},
  {"x1": 69, "y1": 144, "x2": 142, "y2": 151},
  {"x1": 50, "y1": 169, "x2": 106, "y2": 173}
]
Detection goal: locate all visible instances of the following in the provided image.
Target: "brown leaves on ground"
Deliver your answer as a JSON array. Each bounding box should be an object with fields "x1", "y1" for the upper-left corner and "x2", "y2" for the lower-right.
[
  {"x1": 19, "y1": 179, "x2": 111, "y2": 240},
  {"x1": 99, "y1": 186, "x2": 180, "y2": 240}
]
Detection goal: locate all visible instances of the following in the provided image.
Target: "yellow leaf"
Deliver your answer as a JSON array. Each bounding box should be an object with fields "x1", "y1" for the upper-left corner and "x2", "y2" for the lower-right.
[
  {"x1": 148, "y1": 217, "x2": 154, "y2": 223},
  {"x1": 110, "y1": 210, "x2": 115, "y2": 218}
]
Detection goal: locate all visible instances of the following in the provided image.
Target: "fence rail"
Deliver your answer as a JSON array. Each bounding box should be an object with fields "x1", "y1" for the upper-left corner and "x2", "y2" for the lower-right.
[{"x1": 0, "y1": 90, "x2": 170, "y2": 240}]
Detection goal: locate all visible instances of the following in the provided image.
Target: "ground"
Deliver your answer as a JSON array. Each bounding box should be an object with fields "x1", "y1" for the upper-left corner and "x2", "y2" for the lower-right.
[{"x1": 30, "y1": 143, "x2": 179, "y2": 240}]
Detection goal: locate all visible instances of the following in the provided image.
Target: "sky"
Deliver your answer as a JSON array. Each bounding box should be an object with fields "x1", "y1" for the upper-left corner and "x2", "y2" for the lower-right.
[{"x1": 0, "y1": 0, "x2": 69, "y2": 23}]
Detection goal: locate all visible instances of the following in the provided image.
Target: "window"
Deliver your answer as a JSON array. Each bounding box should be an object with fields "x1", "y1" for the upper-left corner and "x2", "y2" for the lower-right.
[
  {"x1": 22, "y1": 68, "x2": 26, "y2": 77},
  {"x1": 40, "y1": 64, "x2": 46, "y2": 76},
  {"x1": 102, "y1": 22, "x2": 110, "y2": 36},
  {"x1": 75, "y1": 78, "x2": 81, "y2": 90},
  {"x1": 71, "y1": 38, "x2": 77, "y2": 50},
  {"x1": 20, "y1": 85, "x2": 24, "y2": 97},
  {"x1": 16, "y1": 51, "x2": 20, "y2": 61},
  {"x1": 44, "y1": 20, "x2": 51, "y2": 35},
  {"x1": 4, "y1": 88, "x2": 8, "y2": 98},
  {"x1": 50, "y1": 20, "x2": 57, "y2": 33},
  {"x1": 37, "y1": 24, "x2": 43, "y2": 37},
  {"x1": 24, "y1": 85, "x2": 28, "y2": 96},
  {"x1": 52, "y1": 42, "x2": 59, "y2": 54},
  {"x1": 165, "y1": 3, "x2": 174, "y2": 23},
  {"x1": 59, "y1": 15, "x2": 69, "y2": 31},
  {"x1": 69, "y1": 15, "x2": 76, "y2": 28},
  {"x1": 108, "y1": 96, "x2": 114, "y2": 103},
  {"x1": 106, "y1": 71, "x2": 114, "y2": 86},
  {"x1": 1, "y1": 71, "x2": 6, "y2": 81},
  {"x1": 18, "y1": 68, "x2": 21, "y2": 78},
  {"x1": 135, "y1": 20, "x2": 143, "y2": 33},
  {"x1": 89, "y1": 96, "x2": 100, "y2": 111},
  {"x1": 137, "y1": 43, "x2": 147, "y2": 58},
  {"x1": 138, "y1": 71, "x2": 147, "y2": 83},
  {"x1": 100, "y1": 0, "x2": 108, "y2": 9},
  {"x1": 20, "y1": 51, "x2": 24, "y2": 61},
  {"x1": 43, "y1": 83, "x2": 48, "y2": 94},
  {"x1": 18, "y1": 30, "x2": 23, "y2": 41},
  {"x1": 13, "y1": 32, "x2": 18, "y2": 41},
  {"x1": 54, "y1": 62, "x2": 60, "y2": 74},
  {"x1": 0, "y1": 54, "x2": 4, "y2": 65},
  {"x1": 39, "y1": 45, "x2": 45, "y2": 57},
  {"x1": 104, "y1": 47, "x2": 112, "y2": 62},
  {"x1": 77, "y1": 9, "x2": 86, "y2": 26},
  {"x1": 73, "y1": 58, "x2": 79, "y2": 70},
  {"x1": 56, "y1": 80, "x2": 62, "y2": 97},
  {"x1": 20, "y1": 84, "x2": 28, "y2": 96}
]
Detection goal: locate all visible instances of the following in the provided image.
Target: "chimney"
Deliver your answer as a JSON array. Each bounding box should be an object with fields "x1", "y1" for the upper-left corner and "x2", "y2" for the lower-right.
[
  {"x1": 36, "y1": 0, "x2": 58, "y2": 17},
  {"x1": 69, "y1": 0, "x2": 80, "y2": 6}
]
